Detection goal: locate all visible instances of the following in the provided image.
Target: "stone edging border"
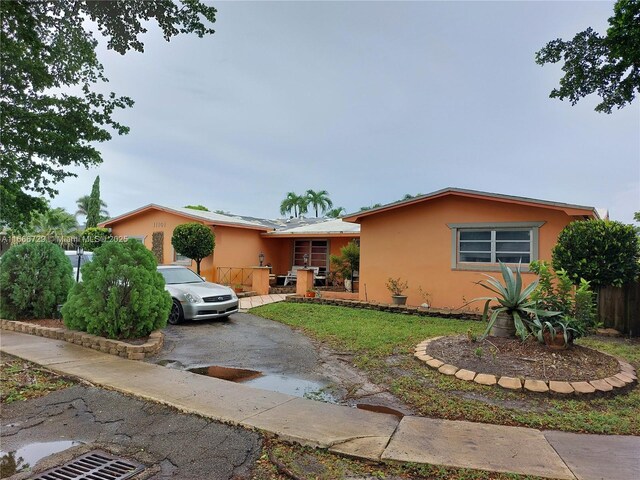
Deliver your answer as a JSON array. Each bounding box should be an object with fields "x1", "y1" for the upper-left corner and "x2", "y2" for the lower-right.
[
  {"x1": 415, "y1": 336, "x2": 638, "y2": 395},
  {"x1": 0, "y1": 319, "x2": 163, "y2": 361},
  {"x1": 286, "y1": 295, "x2": 483, "y2": 321}
]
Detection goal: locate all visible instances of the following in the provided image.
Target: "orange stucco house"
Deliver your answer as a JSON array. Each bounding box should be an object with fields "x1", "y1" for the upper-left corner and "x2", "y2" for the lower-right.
[
  {"x1": 99, "y1": 206, "x2": 360, "y2": 286},
  {"x1": 342, "y1": 187, "x2": 603, "y2": 310}
]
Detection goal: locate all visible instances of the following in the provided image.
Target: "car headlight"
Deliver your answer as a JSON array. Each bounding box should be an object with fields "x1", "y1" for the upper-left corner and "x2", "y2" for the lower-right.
[
  {"x1": 184, "y1": 292, "x2": 201, "y2": 304},
  {"x1": 231, "y1": 291, "x2": 238, "y2": 300}
]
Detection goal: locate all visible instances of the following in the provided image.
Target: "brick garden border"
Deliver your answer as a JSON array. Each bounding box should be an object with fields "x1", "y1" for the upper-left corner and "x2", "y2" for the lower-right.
[
  {"x1": 286, "y1": 295, "x2": 483, "y2": 321},
  {"x1": 1, "y1": 319, "x2": 163, "y2": 361},
  {"x1": 415, "y1": 336, "x2": 638, "y2": 395}
]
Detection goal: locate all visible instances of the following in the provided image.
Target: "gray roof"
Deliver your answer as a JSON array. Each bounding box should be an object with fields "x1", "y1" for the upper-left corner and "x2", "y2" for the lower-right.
[
  {"x1": 265, "y1": 219, "x2": 360, "y2": 235},
  {"x1": 101, "y1": 204, "x2": 355, "y2": 234},
  {"x1": 344, "y1": 187, "x2": 602, "y2": 220}
]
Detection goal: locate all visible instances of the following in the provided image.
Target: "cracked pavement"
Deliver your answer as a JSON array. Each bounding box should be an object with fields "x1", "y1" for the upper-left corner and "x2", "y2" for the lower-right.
[{"x1": 1, "y1": 385, "x2": 263, "y2": 479}]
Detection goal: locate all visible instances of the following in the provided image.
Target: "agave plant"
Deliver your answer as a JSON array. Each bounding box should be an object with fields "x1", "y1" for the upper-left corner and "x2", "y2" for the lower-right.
[{"x1": 475, "y1": 262, "x2": 558, "y2": 340}]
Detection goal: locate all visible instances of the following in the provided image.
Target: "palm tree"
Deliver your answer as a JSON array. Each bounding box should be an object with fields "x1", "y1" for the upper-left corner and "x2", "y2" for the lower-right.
[
  {"x1": 306, "y1": 189, "x2": 333, "y2": 217},
  {"x1": 325, "y1": 207, "x2": 346, "y2": 218},
  {"x1": 29, "y1": 207, "x2": 78, "y2": 236},
  {"x1": 280, "y1": 192, "x2": 308, "y2": 218},
  {"x1": 75, "y1": 195, "x2": 108, "y2": 219}
]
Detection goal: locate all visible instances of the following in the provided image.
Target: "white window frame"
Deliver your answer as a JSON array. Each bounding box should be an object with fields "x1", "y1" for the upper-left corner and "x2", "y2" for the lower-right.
[
  {"x1": 172, "y1": 247, "x2": 192, "y2": 266},
  {"x1": 447, "y1": 222, "x2": 544, "y2": 271}
]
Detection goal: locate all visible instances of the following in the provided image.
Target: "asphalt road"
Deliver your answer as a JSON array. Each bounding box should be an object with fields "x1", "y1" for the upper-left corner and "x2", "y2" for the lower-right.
[{"x1": 1, "y1": 385, "x2": 262, "y2": 480}]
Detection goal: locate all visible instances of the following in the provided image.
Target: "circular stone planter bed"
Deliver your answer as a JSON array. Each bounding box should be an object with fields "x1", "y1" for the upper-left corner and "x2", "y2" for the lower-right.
[
  {"x1": 414, "y1": 336, "x2": 637, "y2": 395},
  {"x1": 1, "y1": 318, "x2": 164, "y2": 361}
]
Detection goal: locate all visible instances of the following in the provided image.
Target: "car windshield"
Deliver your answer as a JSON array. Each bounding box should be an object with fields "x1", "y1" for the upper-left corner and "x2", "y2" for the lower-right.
[
  {"x1": 159, "y1": 267, "x2": 204, "y2": 285},
  {"x1": 66, "y1": 253, "x2": 93, "y2": 268}
]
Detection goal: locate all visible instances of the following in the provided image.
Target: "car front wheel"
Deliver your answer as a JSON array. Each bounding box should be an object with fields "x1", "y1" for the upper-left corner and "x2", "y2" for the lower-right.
[{"x1": 168, "y1": 299, "x2": 184, "y2": 325}]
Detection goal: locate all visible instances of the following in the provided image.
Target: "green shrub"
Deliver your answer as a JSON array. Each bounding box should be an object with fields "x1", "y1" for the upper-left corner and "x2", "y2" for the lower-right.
[
  {"x1": 0, "y1": 242, "x2": 73, "y2": 319},
  {"x1": 81, "y1": 227, "x2": 113, "y2": 251},
  {"x1": 171, "y1": 223, "x2": 215, "y2": 275},
  {"x1": 552, "y1": 220, "x2": 640, "y2": 287},
  {"x1": 62, "y1": 240, "x2": 171, "y2": 339},
  {"x1": 529, "y1": 260, "x2": 597, "y2": 339}
]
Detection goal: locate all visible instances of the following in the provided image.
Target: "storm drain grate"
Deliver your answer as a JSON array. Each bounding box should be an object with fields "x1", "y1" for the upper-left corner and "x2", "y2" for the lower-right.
[{"x1": 31, "y1": 450, "x2": 145, "y2": 480}]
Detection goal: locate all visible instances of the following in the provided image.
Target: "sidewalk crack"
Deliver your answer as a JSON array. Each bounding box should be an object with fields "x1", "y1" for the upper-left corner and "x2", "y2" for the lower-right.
[{"x1": 238, "y1": 397, "x2": 297, "y2": 423}]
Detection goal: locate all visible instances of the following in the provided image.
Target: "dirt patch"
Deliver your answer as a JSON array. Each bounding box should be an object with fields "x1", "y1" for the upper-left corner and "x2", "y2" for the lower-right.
[{"x1": 426, "y1": 335, "x2": 620, "y2": 382}]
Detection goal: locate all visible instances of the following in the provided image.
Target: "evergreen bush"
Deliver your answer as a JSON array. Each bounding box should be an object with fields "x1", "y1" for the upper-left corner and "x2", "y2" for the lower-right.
[
  {"x1": 81, "y1": 227, "x2": 113, "y2": 251},
  {"x1": 0, "y1": 242, "x2": 73, "y2": 319},
  {"x1": 62, "y1": 240, "x2": 171, "y2": 339},
  {"x1": 552, "y1": 220, "x2": 640, "y2": 288}
]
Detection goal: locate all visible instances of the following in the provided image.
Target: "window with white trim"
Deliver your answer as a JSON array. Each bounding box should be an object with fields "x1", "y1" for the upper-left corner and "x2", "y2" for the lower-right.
[
  {"x1": 173, "y1": 248, "x2": 192, "y2": 265},
  {"x1": 448, "y1": 222, "x2": 543, "y2": 271},
  {"x1": 459, "y1": 229, "x2": 531, "y2": 264}
]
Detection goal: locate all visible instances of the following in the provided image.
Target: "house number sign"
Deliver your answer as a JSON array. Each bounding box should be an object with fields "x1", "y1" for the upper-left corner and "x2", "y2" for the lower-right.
[{"x1": 153, "y1": 222, "x2": 166, "y2": 228}]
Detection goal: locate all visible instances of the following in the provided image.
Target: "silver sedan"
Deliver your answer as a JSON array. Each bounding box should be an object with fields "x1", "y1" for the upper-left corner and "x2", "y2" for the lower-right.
[{"x1": 158, "y1": 266, "x2": 239, "y2": 324}]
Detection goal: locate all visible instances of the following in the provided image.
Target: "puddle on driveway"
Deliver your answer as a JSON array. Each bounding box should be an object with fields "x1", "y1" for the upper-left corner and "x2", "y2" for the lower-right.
[
  {"x1": 0, "y1": 440, "x2": 82, "y2": 477},
  {"x1": 356, "y1": 404, "x2": 405, "y2": 418},
  {"x1": 187, "y1": 365, "x2": 337, "y2": 402}
]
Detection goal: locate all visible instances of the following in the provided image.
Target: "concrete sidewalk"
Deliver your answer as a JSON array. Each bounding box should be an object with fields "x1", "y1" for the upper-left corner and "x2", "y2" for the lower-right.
[
  {"x1": 239, "y1": 293, "x2": 289, "y2": 311},
  {"x1": 1, "y1": 331, "x2": 638, "y2": 480}
]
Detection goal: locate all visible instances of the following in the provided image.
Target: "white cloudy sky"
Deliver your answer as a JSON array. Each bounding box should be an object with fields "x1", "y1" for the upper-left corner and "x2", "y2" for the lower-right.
[{"x1": 54, "y1": 1, "x2": 639, "y2": 223}]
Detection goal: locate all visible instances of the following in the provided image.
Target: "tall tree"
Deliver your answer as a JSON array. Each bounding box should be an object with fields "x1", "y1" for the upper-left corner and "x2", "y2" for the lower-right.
[
  {"x1": 280, "y1": 192, "x2": 308, "y2": 218},
  {"x1": 28, "y1": 207, "x2": 78, "y2": 237},
  {"x1": 184, "y1": 205, "x2": 210, "y2": 211},
  {"x1": 0, "y1": 1, "x2": 217, "y2": 231},
  {"x1": 326, "y1": 207, "x2": 346, "y2": 218},
  {"x1": 535, "y1": 0, "x2": 639, "y2": 113},
  {"x1": 75, "y1": 195, "x2": 108, "y2": 219},
  {"x1": 306, "y1": 189, "x2": 333, "y2": 217},
  {"x1": 85, "y1": 176, "x2": 102, "y2": 228}
]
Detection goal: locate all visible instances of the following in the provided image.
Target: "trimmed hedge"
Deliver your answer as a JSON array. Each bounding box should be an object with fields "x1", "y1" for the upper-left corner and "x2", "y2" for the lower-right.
[
  {"x1": 62, "y1": 240, "x2": 171, "y2": 339},
  {"x1": 553, "y1": 220, "x2": 640, "y2": 288},
  {"x1": 0, "y1": 242, "x2": 73, "y2": 319}
]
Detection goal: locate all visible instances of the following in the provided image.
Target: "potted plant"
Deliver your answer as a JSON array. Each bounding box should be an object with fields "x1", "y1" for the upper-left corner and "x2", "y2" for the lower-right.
[
  {"x1": 474, "y1": 262, "x2": 557, "y2": 340},
  {"x1": 233, "y1": 284, "x2": 243, "y2": 294},
  {"x1": 386, "y1": 277, "x2": 409, "y2": 305},
  {"x1": 330, "y1": 241, "x2": 359, "y2": 292},
  {"x1": 305, "y1": 289, "x2": 316, "y2": 298}
]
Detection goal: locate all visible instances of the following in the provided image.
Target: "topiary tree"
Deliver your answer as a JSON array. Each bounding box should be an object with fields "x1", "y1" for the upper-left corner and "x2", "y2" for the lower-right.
[
  {"x1": 81, "y1": 227, "x2": 113, "y2": 251},
  {"x1": 171, "y1": 223, "x2": 215, "y2": 275},
  {"x1": 62, "y1": 239, "x2": 171, "y2": 339},
  {"x1": 552, "y1": 220, "x2": 640, "y2": 288},
  {"x1": 0, "y1": 242, "x2": 73, "y2": 319}
]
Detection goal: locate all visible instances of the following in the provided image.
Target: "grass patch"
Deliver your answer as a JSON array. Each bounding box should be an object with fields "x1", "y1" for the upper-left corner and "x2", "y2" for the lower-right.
[
  {"x1": 0, "y1": 352, "x2": 73, "y2": 403},
  {"x1": 250, "y1": 438, "x2": 545, "y2": 480},
  {"x1": 252, "y1": 303, "x2": 640, "y2": 435}
]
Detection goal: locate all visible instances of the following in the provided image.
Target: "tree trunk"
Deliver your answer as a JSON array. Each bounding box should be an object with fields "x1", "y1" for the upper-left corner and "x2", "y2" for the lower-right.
[{"x1": 196, "y1": 259, "x2": 201, "y2": 275}]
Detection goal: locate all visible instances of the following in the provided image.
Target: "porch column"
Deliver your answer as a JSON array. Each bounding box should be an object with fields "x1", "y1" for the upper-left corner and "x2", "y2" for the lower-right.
[
  {"x1": 295, "y1": 268, "x2": 315, "y2": 296},
  {"x1": 251, "y1": 267, "x2": 271, "y2": 296}
]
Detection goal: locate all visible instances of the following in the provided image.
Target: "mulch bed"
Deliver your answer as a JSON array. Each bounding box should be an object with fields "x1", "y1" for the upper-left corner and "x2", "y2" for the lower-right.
[
  {"x1": 16, "y1": 318, "x2": 148, "y2": 345},
  {"x1": 426, "y1": 335, "x2": 620, "y2": 382}
]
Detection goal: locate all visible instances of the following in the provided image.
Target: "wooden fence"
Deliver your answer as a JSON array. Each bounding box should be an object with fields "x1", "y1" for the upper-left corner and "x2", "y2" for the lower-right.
[{"x1": 597, "y1": 282, "x2": 640, "y2": 337}]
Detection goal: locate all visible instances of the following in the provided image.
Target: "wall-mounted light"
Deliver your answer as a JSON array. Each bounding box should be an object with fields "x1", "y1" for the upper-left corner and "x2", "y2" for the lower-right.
[
  {"x1": 303, "y1": 253, "x2": 309, "y2": 267},
  {"x1": 258, "y1": 252, "x2": 265, "y2": 267}
]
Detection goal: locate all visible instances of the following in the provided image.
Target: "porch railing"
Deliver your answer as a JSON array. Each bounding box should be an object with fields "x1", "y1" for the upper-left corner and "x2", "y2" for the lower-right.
[{"x1": 216, "y1": 267, "x2": 254, "y2": 287}]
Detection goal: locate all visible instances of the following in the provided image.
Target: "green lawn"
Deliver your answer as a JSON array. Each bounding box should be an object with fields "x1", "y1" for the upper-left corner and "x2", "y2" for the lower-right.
[{"x1": 252, "y1": 303, "x2": 640, "y2": 435}]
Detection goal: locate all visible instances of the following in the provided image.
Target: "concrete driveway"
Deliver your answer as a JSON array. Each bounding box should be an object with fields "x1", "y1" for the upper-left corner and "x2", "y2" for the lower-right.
[{"x1": 147, "y1": 312, "x2": 413, "y2": 413}]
